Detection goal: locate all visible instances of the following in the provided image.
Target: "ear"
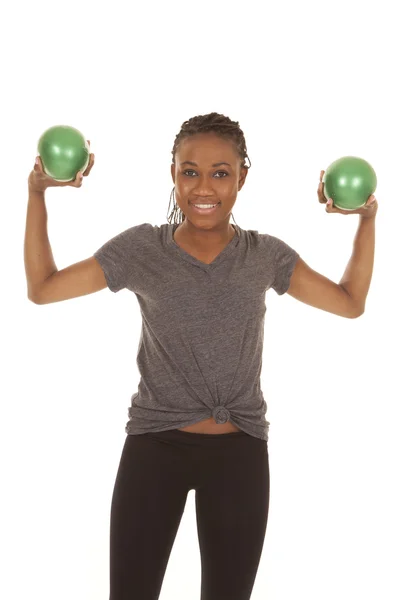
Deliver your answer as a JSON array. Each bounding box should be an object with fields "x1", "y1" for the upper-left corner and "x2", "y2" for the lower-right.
[
  {"x1": 171, "y1": 163, "x2": 175, "y2": 184},
  {"x1": 239, "y1": 166, "x2": 248, "y2": 190}
]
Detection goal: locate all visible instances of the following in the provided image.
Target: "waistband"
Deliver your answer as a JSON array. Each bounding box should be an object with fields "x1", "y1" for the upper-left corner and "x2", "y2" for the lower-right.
[
  {"x1": 174, "y1": 429, "x2": 248, "y2": 439},
  {"x1": 147, "y1": 428, "x2": 250, "y2": 440}
]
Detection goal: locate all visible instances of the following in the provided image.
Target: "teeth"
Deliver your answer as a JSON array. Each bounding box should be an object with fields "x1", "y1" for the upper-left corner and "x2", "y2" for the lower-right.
[{"x1": 193, "y1": 204, "x2": 217, "y2": 209}]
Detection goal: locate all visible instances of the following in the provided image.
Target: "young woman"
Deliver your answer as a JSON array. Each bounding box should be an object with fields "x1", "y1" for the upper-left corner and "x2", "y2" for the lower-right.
[{"x1": 25, "y1": 112, "x2": 377, "y2": 600}]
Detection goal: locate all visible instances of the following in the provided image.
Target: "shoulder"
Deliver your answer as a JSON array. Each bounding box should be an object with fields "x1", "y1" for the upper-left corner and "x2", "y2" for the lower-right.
[
  {"x1": 108, "y1": 222, "x2": 156, "y2": 245},
  {"x1": 121, "y1": 222, "x2": 155, "y2": 238},
  {"x1": 241, "y1": 228, "x2": 291, "y2": 252}
]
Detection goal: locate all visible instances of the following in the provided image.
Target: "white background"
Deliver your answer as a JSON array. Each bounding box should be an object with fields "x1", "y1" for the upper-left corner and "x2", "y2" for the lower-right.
[{"x1": 1, "y1": 0, "x2": 399, "y2": 598}]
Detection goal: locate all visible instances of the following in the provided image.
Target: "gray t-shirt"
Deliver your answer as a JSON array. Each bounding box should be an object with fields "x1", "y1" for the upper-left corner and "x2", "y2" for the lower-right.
[{"x1": 94, "y1": 222, "x2": 300, "y2": 441}]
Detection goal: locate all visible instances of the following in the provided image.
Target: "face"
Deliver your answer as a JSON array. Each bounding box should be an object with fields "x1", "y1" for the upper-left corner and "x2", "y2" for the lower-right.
[{"x1": 171, "y1": 133, "x2": 248, "y2": 231}]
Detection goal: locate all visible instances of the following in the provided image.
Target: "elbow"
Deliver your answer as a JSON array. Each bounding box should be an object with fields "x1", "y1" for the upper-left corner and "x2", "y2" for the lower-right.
[
  {"x1": 28, "y1": 293, "x2": 42, "y2": 305},
  {"x1": 27, "y1": 283, "x2": 46, "y2": 305},
  {"x1": 347, "y1": 305, "x2": 365, "y2": 319}
]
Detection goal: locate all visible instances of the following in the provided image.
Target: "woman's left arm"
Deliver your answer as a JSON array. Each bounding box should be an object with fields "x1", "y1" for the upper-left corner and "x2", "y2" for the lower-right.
[
  {"x1": 337, "y1": 213, "x2": 376, "y2": 315},
  {"x1": 286, "y1": 170, "x2": 378, "y2": 319}
]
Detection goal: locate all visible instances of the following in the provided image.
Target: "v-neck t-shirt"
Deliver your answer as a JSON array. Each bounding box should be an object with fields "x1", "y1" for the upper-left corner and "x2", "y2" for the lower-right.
[{"x1": 94, "y1": 222, "x2": 300, "y2": 441}]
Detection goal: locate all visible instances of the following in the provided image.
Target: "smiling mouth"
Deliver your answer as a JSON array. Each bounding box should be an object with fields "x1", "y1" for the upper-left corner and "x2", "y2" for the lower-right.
[{"x1": 190, "y1": 202, "x2": 221, "y2": 214}]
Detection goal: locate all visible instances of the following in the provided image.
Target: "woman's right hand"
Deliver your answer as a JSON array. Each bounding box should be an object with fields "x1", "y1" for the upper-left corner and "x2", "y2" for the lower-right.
[{"x1": 28, "y1": 140, "x2": 95, "y2": 193}]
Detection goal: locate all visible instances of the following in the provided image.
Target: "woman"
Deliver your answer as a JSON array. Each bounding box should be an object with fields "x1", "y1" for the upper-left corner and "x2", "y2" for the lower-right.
[{"x1": 25, "y1": 112, "x2": 377, "y2": 600}]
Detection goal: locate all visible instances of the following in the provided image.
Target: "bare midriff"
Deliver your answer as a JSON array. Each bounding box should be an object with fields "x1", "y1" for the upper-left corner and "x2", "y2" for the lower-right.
[{"x1": 178, "y1": 417, "x2": 241, "y2": 434}]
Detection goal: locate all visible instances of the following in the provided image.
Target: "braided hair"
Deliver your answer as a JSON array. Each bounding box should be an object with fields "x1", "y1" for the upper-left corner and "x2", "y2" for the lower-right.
[{"x1": 167, "y1": 112, "x2": 252, "y2": 226}]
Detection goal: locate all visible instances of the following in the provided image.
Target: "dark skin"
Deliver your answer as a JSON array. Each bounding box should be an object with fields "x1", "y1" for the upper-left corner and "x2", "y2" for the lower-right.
[
  {"x1": 170, "y1": 133, "x2": 248, "y2": 254},
  {"x1": 171, "y1": 132, "x2": 247, "y2": 432}
]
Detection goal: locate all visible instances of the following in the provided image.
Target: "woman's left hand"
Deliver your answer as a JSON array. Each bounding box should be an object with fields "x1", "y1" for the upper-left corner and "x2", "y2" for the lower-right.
[{"x1": 318, "y1": 170, "x2": 378, "y2": 218}]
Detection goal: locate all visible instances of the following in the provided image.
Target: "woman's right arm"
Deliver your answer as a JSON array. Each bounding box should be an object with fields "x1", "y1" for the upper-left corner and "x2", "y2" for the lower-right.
[
  {"x1": 25, "y1": 188, "x2": 107, "y2": 304},
  {"x1": 24, "y1": 149, "x2": 105, "y2": 304}
]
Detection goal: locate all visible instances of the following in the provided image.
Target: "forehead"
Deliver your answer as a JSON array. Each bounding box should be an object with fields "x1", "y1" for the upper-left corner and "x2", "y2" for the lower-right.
[{"x1": 177, "y1": 133, "x2": 237, "y2": 161}]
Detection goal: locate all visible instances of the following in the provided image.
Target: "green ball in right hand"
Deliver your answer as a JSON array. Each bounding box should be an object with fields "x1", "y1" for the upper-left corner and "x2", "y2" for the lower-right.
[
  {"x1": 37, "y1": 125, "x2": 90, "y2": 182},
  {"x1": 323, "y1": 156, "x2": 377, "y2": 210}
]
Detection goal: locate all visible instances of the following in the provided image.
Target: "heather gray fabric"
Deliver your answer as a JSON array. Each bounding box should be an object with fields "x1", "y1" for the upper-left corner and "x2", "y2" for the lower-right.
[{"x1": 94, "y1": 222, "x2": 300, "y2": 441}]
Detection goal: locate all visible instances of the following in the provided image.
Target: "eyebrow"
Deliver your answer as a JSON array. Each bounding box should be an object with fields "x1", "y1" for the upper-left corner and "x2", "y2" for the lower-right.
[{"x1": 180, "y1": 161, "x2": 232, "y2": 167}]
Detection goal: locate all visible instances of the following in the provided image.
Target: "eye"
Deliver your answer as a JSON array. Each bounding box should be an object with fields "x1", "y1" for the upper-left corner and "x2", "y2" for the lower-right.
[{"x1": 183, "y1": 170, "x2": 228, "y2": 178}]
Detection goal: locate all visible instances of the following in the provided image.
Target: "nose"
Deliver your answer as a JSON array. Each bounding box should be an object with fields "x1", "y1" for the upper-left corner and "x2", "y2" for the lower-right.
[{"x1": 191, "y1": 176, "x2": 216, "y2": 196}]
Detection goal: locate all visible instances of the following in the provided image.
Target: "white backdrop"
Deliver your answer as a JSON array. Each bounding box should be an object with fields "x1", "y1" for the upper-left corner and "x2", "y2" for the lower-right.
[{"x1": 2, "y1": 0, "x2": 399, "y2": 598}]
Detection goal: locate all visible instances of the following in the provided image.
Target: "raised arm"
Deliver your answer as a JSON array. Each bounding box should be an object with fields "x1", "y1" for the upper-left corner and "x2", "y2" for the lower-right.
[{"x1": 24, "y1": 152, "x2": 104, "y2": 304}]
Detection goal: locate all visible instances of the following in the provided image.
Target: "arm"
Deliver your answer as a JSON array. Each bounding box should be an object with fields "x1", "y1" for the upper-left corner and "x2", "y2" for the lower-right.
[
  {"x1": 338, "y1": 214, "x2": 375, "y2": 315},
  {"x1": 24, "y1": 187, "x2": 107, "y2": 304},
  {"x1": 286, "y1": 215, "x2": 376, "y2": 318},
  {"x1": 24, "y1": 189, "x2": 57, "y2": 299}
]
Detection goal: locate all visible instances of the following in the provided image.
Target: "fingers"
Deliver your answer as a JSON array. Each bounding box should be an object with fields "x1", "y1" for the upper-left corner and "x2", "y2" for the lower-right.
[
  {"x1": 34, "y1": 155, "x2": 43, "y2": 173},
  {"x1": 318, "y1": 170, "x2": 326, "y2": 203},
  {"x1": 73, "y1": 171, "x2": 85, "y2": 187},
  {"x1": 317, "y1": 182, "x2": 325, "y2": 203},
  {"x1": 325, "y1": 198, "x2": 334, "y2": 213},
  {"x1": 81, "y1": 152, "x2": 95, "y2": 178},
  {"x1": 74, "y1": 151, "x2": 95, "y2": 186},
  {"x1": 325, "y1": 197, "x2": 339, "y2": 213},
  {"x1": 325, "y1": 199, "x2": 349, "y2": 215},
  {"x1": 87, "y1": 152, "x2": 95, "y2": 172}
]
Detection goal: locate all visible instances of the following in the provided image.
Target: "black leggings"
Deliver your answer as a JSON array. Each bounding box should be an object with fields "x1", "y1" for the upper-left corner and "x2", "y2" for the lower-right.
[{"x1": 109, "y1": 428, "x2": 270, "y2": 600}]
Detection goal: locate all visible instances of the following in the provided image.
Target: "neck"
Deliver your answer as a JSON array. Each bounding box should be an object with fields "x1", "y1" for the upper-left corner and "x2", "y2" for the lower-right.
[{"x1": 177, "y1": 220, "x2": 236, "y2": 248}]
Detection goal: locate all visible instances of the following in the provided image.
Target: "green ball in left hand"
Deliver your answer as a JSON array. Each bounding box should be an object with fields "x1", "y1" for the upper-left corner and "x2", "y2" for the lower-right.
[
  {"x1": 37, "y1": 125, "x2": 90, "y2": 182},
  {"x1": 323, "y1": 156, "x2": 377, "y2": 211}
]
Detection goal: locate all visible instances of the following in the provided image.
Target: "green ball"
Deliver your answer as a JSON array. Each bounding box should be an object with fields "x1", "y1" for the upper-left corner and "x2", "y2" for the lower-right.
[
  {"x1": 37, "y1": 125, "x2": 90, "y2": 182},
  {"x1": 323, "y1": 156, "x2": 377, "y2": 211}
]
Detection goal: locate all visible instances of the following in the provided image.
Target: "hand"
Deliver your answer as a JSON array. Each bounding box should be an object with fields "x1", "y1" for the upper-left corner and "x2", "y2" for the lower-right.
[
  {"x1": 28, "y1": 140, "x2": 95, "y2": 193},
  {"x1": 318, "y1": 170, "x2": 378, "y2": 219}
]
